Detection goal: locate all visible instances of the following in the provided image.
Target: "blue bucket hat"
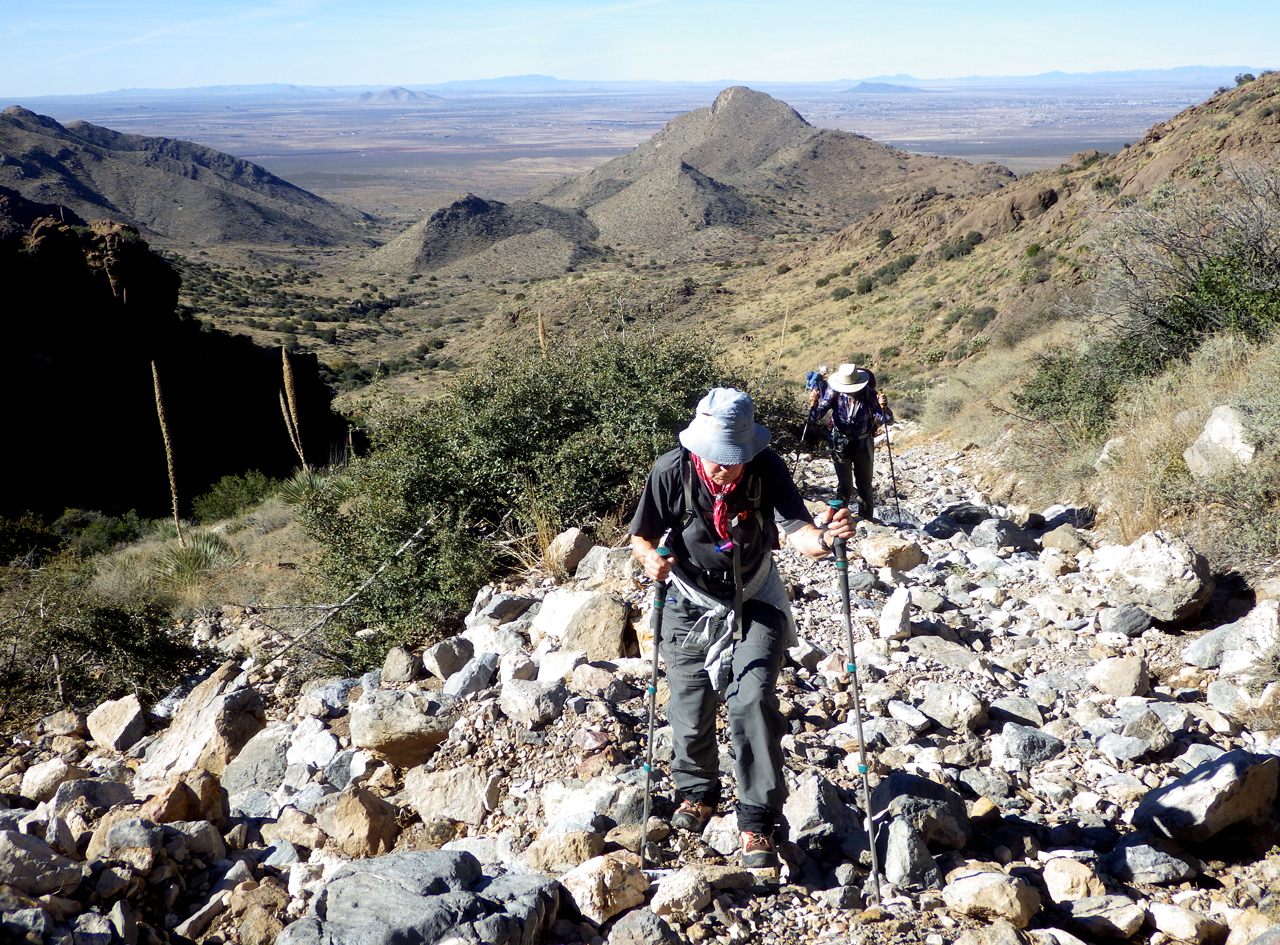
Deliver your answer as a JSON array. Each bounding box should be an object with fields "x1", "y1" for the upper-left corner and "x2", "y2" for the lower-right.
[{"x1": 678, "y1": 388, "x2": 772, "y2": 466}]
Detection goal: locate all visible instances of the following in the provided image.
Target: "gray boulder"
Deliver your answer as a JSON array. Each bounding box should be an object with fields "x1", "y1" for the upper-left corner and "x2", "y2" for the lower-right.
[
  {"x1": 971, "y1": 519, "x2": 1039, "y2": 552},
  {"x1": 881, "y1": 815, "x2": 942, "y2": 889},
  {"x1": 1098, "y1": 605, "x2": 1152, "y2": 639},
  {"x1": 441, "y1": 652, "x2": 500, "y2": 699},
  {"x1": 871, "y1": 772, "x2": 971, "y2": 850},
  {"x1": 221, "y1": 721, "x2": 293, "y2": 798},
  {"x1": 422, "y1": 637, "x2": 475, "y2": 680},
  {"x1": 1134, "y1": 749, "x2": 1279, "y2": 842},
  {"x1": 1108, "y1": 835, "x2": 1199, "y2": 884},
  {"x1": 1183, "y1": 405, "x2": 1256, "y2": 479},
  {"x1": 993, "y1": 723, "x2": 1065, "y2": 766}
]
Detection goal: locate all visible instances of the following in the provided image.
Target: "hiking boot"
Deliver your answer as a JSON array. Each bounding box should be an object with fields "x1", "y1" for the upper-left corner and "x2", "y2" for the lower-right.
[
  {"x1": 740, "y1": 830, "x2": 778, "y2": 868},
  {"x1": 670, "y1": 798, "x2": 715, "y2": 832}
]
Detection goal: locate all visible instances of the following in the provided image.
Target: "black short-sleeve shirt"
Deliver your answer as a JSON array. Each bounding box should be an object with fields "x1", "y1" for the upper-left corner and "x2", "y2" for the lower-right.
[{"x1": 630, "y1": 447, "x2": 812, "y2": 590}]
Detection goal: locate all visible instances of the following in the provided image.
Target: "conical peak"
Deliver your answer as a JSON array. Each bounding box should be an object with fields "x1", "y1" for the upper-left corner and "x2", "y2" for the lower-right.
[{"x1": 710, "y1": 86, "x2": 810, "y2": 128}]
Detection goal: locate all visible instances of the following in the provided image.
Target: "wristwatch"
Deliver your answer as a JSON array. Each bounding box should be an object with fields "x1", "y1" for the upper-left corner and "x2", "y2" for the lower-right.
[{"x1": 818, "y1": 528, "x2": 831, "y2": 552}]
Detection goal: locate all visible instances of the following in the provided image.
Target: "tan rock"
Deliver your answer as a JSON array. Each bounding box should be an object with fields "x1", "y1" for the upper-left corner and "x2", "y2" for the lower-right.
[
  {"x1": 530, "y1": 590, "x2": 629, "y2": 661},
  {"x1": 139, "y1": 780, "x2": 202, "y2": 825},
  {"x1": 87, "y1": 694, "x2": 147, "y2": 752},
  {"x1": 1146, "y1": 902, "x2": 1228, "y2": 945},
  {"x1": 261, "y1": 808, "x2": 326, "y2": 851},
  {"x1": 135, "y1": 661, "x2": 265, "y2": 783},
  {"x1": 1224, "y1": 909, "x2": 1276, "y2": 945},
  {"x1": 943, "y1": 869, "x2": 1041, "y2": 929},
  {"x1": 558, "y1": 853, "x2": 649, "y2": 925},
  {"x1": 20, "y1": 758, "x2": 91, "y2": 803},
  {"x1": 332, "y1": 788, "x2": 400, "y2": 859},
  {"x1": 858, "y1": 536, "x2": 927, "y2": 571},
  {"x1": 522, "y1": 831, "x2": 605, "y2": 873},
  {"x1": 403, "y1": 765, "x2": 501, "y2": 826},
  {"x1": 85, "y1": 808, "x2": 144, "y2": 863},
  {"x1": 548, "y1": 527, "x2": 594, "y2": 575},
  {"x1": 650, "y1": 866, "x2": 712, "y2": 917},
  {"x1": 1086, "y1": 656, "x2": 1150, "y2": 698},
  {"x1": 1042, "y1": 857, "x2": 1105, "y2": 903}
]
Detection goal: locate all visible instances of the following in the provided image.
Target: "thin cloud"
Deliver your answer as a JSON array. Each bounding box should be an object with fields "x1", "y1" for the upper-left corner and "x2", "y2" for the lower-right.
[
  {"x1": 393, "y1": 0, "x2": 680, "y2": 57},
  {"x1": 52, "y1": 0, "x2": 322, "y2": 64}
]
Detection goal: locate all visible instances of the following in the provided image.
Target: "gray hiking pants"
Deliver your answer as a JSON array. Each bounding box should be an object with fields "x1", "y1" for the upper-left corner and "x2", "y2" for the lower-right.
[
  {"x1": 659, "y1": 589, "x2": 788, "y2": 834},
  {"x1": 833, "y1": 433, "x2": 875, "y2": 518}
]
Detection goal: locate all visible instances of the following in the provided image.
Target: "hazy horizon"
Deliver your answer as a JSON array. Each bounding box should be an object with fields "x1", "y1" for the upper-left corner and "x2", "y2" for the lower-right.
[{"x1": 3, "y1": 0, "x2": 1276, "y2": 99}]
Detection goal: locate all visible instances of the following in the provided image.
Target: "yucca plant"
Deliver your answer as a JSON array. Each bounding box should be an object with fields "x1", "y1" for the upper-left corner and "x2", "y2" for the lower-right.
[
  {"x1": 277, "y1": 467, "x2": 346, "y2": 507},
  {"x1": 153, "y1": 531, "x2": 238, "y2": 587}
]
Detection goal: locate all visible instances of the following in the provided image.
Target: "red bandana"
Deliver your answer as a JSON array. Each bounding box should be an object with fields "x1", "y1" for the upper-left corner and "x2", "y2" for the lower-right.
[{"x1": 691, "y1": 453, "x2": 739, "y2": 540}]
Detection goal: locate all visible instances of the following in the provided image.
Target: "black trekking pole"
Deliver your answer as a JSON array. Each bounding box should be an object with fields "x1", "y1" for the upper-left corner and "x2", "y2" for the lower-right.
[
  {"x1": 639, "y1": 533, "x2": 672, "y2": 872},
  {"x1": 829, "y1": 500, "x2": 882, "y2": 905},
  {"x1": 882, "y1": 422, "x2": 903, "y2": 524}
]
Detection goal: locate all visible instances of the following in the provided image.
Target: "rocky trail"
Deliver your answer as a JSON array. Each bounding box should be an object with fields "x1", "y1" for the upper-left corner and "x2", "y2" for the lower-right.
[{"x1": 3, "y1": 424, "x2": 1280, "y2": 945}]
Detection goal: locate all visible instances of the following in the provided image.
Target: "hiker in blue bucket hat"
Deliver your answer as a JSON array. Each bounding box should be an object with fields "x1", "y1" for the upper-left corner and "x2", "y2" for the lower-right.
[{"x1": 630, "y1": 387, "x2": 854, "y2": 868}]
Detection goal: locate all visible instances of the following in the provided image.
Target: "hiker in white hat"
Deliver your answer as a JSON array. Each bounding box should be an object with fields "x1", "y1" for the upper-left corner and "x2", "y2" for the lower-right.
[
  {"x1": 630, "y1": 387, "x2": 854, "y2": 869},
  {"x1": 807, "y1": 363, "x2": 894, "y2": 519}
]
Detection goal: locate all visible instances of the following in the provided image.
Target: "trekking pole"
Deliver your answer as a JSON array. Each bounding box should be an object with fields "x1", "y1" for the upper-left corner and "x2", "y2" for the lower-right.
[
  {"x1": 639, "y1": 532, "x2": 672, "y2": 872},
  {"x1": 829, "y1": 501, "x2": 882, "y2": 905},
  {"x1": 882, "y1": 421, "x2": 903, "y2": 524}
]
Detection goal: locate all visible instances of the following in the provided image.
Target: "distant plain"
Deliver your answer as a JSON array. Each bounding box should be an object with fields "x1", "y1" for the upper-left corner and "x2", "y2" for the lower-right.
[{"x1": 17, "y1": 80, "x2": 1216, "y2": 222}]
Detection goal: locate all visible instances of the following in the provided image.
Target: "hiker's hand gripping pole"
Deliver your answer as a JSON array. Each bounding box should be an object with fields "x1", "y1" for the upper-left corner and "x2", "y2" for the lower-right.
[
  {"x1": 639, "y1": 532, "x2": 671, "y2": 872},
  {"x1": 830, "y1": 500, "x2": 883, "y2": 906}
]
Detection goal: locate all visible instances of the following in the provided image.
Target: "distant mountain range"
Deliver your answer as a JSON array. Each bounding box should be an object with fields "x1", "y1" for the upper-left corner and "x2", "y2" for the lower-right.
[{"x1": 9, "y1": 66, "x2": 1268, "y2": 104}]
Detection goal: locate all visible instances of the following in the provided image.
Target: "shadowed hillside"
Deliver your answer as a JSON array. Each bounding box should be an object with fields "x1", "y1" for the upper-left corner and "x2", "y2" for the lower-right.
[
  {"x1": 2, "y1": 192, "x2": 348, "y2": 520},
  {"x1": 0, "y1": 106, "x2": 370, "y2": 247}
]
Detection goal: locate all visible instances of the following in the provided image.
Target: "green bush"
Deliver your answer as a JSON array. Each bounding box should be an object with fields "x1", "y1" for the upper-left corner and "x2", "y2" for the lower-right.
[
  {"x1": 831, "y1": 286, "x2": 853, "y2": 301},
  {"x1": 299, "y1": 332, "x2": 778, "y2": 661},
  {"x1": 968, "y1": 306, "x2": 998, "y2": 331},
  {"x1": 192, "y1": 470, "x2": 279, "y2": 524},
  {"x1": 775, "y1": 264, "x2": 791, "y2": 275},
  {"x1": 855, "y1": 276, "x2": 874, "y2": 295},
  {"x1": 939, "y1": 231, "x2": 983, "y2": 261},
  {"x1": 0, "y1": 562, "x2": 215, "y2": 719},
  {"x1": 52, "y1": 509, "x2": 147, "y2": 558},
  {"x1": 879, "y1": 344, "x2": 902, "y2": 359},
  {"x1": 876, "y1": 229, "x2": 894, "y2": 250},
  {"x1": 0, "y1": 514, "x2": 63, "y2": 566},
  {"x1": 869, "y1": 254, "x2": 918, "y2": 288}
]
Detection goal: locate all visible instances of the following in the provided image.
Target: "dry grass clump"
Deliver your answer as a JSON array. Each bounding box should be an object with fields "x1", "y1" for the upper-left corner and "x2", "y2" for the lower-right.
[
  {"x1": 92, "y1": 499, "x2": 316, "y2": 616},
  {"x1": 1096, "y1": 335, "x2": 1259, "y2": 540},
  {"x1": 920, "y1": 343, "x2": 1041, "y2": 446}
]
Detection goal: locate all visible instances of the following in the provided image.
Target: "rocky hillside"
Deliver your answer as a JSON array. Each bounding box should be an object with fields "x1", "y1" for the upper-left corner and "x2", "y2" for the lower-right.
[
  {"x1": 367, "y1": 87, "x2": 1014, "y2": 278},
  {"x1": 0, "y1": 106, "x2": 370, "y2": 248},
  {"x1": 367, "y1": 193, "x2": 605, "y2": 281},
  {"x1": 1, "y1": 192, "x2": 348, "y2": 519},
  {"x1": 3, "y1": 431, "x2": 1279, "y2": 945}
]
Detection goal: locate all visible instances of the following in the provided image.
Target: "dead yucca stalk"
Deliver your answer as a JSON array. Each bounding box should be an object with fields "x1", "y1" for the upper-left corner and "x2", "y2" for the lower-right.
[
  {"x1": 151, "y1": 360, "x2": 185, "y2": 548},
  {"x1": 537, "y1": 309, "x2": 548, "y2": 356},
  {"x1": 281, "y1": 346, "x2": 308, "y2": 470}
]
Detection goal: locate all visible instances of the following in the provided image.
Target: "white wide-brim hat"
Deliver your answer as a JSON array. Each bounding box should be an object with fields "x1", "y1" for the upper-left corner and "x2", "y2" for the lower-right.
[
  {"x1": 678, "y1": 388, "x2": 772, "y2": 466},
  {"x1": 827, "y1": 363, "x2": 871, "y2": 393}
]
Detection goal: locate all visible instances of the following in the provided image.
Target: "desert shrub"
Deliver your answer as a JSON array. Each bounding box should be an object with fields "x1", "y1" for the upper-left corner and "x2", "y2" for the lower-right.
[
  {"x1": 876, "y1": 229, "x2": 894, "y2": 250},
  {"x1": 870, "y1": 254, "x2": 918, "y2": 287},
  {"x1": 839, "y1": 264, "x2": 854, "y2": 277},
  {"x1": 939, "y1": 231, "x2": 983, "y2": 261},
  {"x1": 942, "y1": 305, "x2": 970, "y2": 328},
  {"x1": 299, "y1": 332, "x2": 769, "y2": 660},
  {"x1": 1017, "y1": 265, "x2": 1050, "y2": 286},
  {"x1": 968, "y1": 306, "x2": 998, "y2": 331},
  {"x1": 1014, "y1": 167, "x2": 1280, "y2": 436},
  {"x1": 922, "y1": 348, "x2": 947, "y2": 365},
  {"x1": 832, "y1": 286, "x2": 853, "y2": 301},
  {"x1": 52, "y1": 509, "x2": 147, "y2": 559},
  {"x1": 192, "y1": 470, "x2": 279, "y2": 524},
  {"x1": 775, "y1": 263, "x2": 791, "y2": 275},
  {"x1": 855, "y1": 276, "x2": 874, "y2": 295},
  {"x1": 0, "y1": 561, "x2": 215, "y2": 719},
  {"x1": 1025, "y1": 243, "x2": 1042, "y2": 257},
  {"x1": 879, "y1": 344, "x2": 901, "y2": 359},
  {"x1": 815, "y1": 276, "x2": 832, "y2": 288},
  {"x1": 1, "y1": 514, "x2": 64, "y2": 566}
]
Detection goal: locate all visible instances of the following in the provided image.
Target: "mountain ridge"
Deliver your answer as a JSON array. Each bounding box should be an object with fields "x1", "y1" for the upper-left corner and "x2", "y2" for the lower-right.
[{"x1": 0, "y1": 105, "x2": 370, "y2": 247}]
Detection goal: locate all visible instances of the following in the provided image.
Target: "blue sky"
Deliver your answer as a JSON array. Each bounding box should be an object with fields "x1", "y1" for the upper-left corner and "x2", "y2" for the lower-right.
[{"x1": 2, "y1": 0, "x2": 1275, "y2": 97}]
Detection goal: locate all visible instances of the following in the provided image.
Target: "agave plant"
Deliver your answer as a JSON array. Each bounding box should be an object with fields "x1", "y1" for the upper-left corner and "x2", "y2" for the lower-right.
[
  {"x1": 277, "y1": 467, "x2": 347, "y2": 506},
  {"x1": 153, "y1": 530, "x2": 238, "y2": 587}
]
